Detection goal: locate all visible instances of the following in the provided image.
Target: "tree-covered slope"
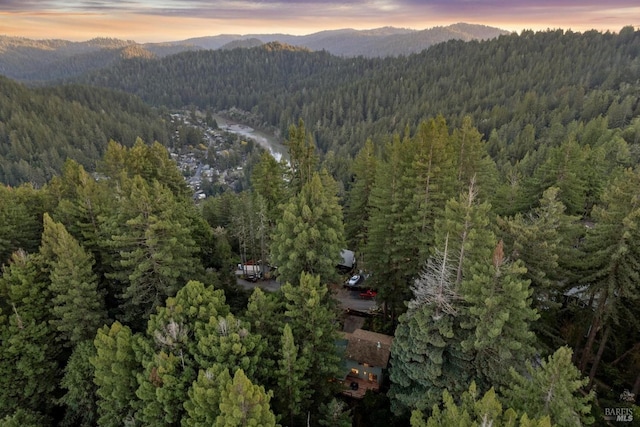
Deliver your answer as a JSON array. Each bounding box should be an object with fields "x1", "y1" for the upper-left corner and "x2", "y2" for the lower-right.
[
  {"x1": 75, "y1": 27, "x2": 640, "y2": 163},
  {"x1": 0, "y1": 77, "x2": 170, "y2": 186}
]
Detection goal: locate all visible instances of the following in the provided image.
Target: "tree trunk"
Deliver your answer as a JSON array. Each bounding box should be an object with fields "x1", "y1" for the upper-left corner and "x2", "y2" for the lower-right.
[
  {"x1": 579, "y1": 290, "x2": 608, "y2": 372},
  {"x1": 579, "y1": 314, "x2": 600, "y2": 372},
  {"x1": 588, "y1": 324, "x2": 611, "y2": 388}
]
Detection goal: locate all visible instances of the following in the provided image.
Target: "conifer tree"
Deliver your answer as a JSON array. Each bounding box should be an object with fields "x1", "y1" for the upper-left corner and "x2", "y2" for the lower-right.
[
  {"x1": 318, "y1": 398, "x2": 352, "y2": 427},
  {"x1": 106, "y1": 176, "x2": 201, "y2": 322},
  {"x1": 499, "y1": 187, "x2": 578, "y2": 344},
  {"x1": 344, "y1": 139, "x2": 378, "y2": 251},
  {"x1": 274, "y1": 323, "x2": 310, "y2": 426},
  {"x1": 435, "y1": 177, "x2": 495, "y2": 287},
  {"x1": 576, "y1": 167, "x2": 640, "y2": 383},
  {"x1": 389, "y1": 239, "x2": 471, "y2": 415},
  {"x1": 281, "y1": 272, "x2": 342, "y2": 419},
  {"x1": 461, "y1": 240, "x2": 539, "y2": 389},
  {"x1": 528, "y1": 138, "x2": 589, "y2": 216},
  {"x1": 195, "y1": 313, "x2": 265, "y2": 382},
  {"x1": 452, "y1": 116, "x2": 498, "y2": 202},
  {"x1": 409, "y1": 116, "x2": 457, "y2": 246},
  {"x1": 251, "y1": 151, "x2": 286, "y2": 224},
  {"x1": 135, "y1": 280, "x2": 229, "y2": 426},
  {"x1": 91, "y1": 321, "x2": 140, "y2": 427},
  {"x1": 411, "y1": 382, "x2": 552, "y2": 427},
  {"x1": 40, "y1": 213, "x2": 106, "y2": 345},
  {"x1": 0, "y1": 250, "x2": 58, "y2": 419},
  {"x1": 183, "y1": 365, "x2": 232, "y2": 427},
  {"x1": 58, "y1": 340, "x2": 99, "y2": 427},
  {"x1": 215, "y1": 369, "x2": 277, "y2": 427},
  {"x1": 364, "y1": 135, "x2": 422, "y2": 320},
  {"x1": 504, "y1": 346, "x2": 594, "y2": 426},
  {"x1": 271, "y1": 172, "x2": 345, "y2": 286},
  {"x1": 284, "y1": 119, "x2": 318, "y2": 195},
  {"x1": 0, "y1": 185, "x2": 44, "y2": 265}
]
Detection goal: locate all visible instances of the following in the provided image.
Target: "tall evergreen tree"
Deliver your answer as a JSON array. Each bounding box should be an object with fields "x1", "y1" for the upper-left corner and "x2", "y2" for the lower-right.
[
  {"x1": 461, "y1": 240, "x2": 539, "y2": 389},
  {"x1": 284, "y1": 119, "x2": 318, "y2": 195},
  {"x1": 91, "y1": 321, "x2": 140, "y2": 427},
  {"x1": 411, "y1": 382, "x2": 552, "y2": 427},
  {"x1": 0, "y1": 184, "x2": 44, "y2": 265},
  {"x1": 576, "y1": 167, "x2": 640, "y2": 384},
  {"x1": 105, "y1": 176, "x2": 201, "y2": 323},
  {"x1": 344, "y1": 139, "x2": 378, "y2": 252},
  {"x1": 251, "y1": 151, "x2": 286, "y2": 224},
  {"x1": 274, "y1": 323, "x2": 310, "y2": 426},
  {"x1": 58, "y1": 340, "x2": 99, "y2": 427},
  {"x1": 271, "y1": 172, "x2": 345, "y2": 286},
  {"x1": 135, "y1": 280, "x2": 229, "y2": 426},
  {"x1": 504, "y1": 346, "x2": 594, "y2": 426},
  {"x1": 40, "y1": 213, "x2": 107, "y2": 345},
  {"x1": 364, "y1": 135, "x2": 421, "y2": 321},
  {"x1": 281, "y1": 272, "x2": 342, "y2": 422},
  {"x1": 183, "y1": 365, "x2": 232, "y2": 427},
  {"x1": 389, "y1": 238, "x2": 471, "y2": 415},
  {"x1": 214, "y1": 369, "x2": 277, "y2": 427},
  {"x1": 0, "y1": 250, "x2": 58, "y2": 419}
]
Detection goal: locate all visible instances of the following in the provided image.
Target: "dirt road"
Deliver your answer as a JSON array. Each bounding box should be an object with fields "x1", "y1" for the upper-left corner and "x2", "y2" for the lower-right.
[{"x1": 237, "y1": 278, "x2": 378, "y2": 312}]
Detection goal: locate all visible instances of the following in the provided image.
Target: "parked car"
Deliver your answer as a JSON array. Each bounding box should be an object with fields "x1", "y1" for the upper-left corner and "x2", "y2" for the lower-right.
[
  {"x1": 359, "y1": 289, "x2": 377, "y2": 299},
  {"x1": 344, "y1": 274, "x2": 365, "y2": 289}
]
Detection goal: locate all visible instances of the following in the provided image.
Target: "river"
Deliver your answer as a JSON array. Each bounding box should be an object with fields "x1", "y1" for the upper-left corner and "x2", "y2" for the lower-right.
[{"x1": 213, "y1": 114, "x2": 288, "y2": 162}]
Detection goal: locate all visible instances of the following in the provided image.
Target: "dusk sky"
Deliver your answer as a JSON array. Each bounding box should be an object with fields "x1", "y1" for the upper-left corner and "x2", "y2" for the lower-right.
[{"x1": 1, "y1": 0, "x2": 639, "y2": 42}]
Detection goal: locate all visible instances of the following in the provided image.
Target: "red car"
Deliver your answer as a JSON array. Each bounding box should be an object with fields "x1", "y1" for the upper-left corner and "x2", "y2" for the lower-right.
[{"x1": 359, "y1": 289, "x2": 377, "y2": 299}]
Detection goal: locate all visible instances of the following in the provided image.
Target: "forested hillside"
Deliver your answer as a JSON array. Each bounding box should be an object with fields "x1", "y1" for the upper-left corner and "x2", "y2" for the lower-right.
[
  {"x1": 76, "y1": 28, "x2": 640, "y2": 180},
  {"x1": 0, "y1": 77, "x2": 170, "y2": 186},
  {"x1": 1, "y1": 26, "x2": 640, "y2": 426}
]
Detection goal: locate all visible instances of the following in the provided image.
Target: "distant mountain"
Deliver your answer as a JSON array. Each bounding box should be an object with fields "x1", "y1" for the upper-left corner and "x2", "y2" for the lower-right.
[
  {"x1": 0, "y1": 23, "x2": 508, "y2": 82},
  {"x1": 220, "y1": 38, "x2": 264, "y2": 50},
  {"x1": 180, "y1": 23, "x2": 509, "y2": 57},
  {"x1": 0, "y1": 36, "x2": 195, "y2": 82}
]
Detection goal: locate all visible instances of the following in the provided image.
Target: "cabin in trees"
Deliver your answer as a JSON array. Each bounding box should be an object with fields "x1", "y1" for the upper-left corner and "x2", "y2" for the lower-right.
[
  {"x1": 337, "y1": 249, "x2": 356, "y2": 274},
  {"x1": 340, "y1": 329, "x2": 394, "y2": 399}
]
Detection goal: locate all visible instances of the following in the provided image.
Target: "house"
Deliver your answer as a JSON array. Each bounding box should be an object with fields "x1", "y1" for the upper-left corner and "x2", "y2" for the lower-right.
[
  {"x1": 340, "y1": 328, "x2": 394, "y2": 399},
  {"x1": 337, "y1": 249, "x2": 356, "y2": 273}
]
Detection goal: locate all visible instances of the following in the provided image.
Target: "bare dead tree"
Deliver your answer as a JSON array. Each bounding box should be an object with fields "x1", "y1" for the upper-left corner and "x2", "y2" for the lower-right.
[{"x1": 408, "y1": 234, "x2": 460, "y2": 320}]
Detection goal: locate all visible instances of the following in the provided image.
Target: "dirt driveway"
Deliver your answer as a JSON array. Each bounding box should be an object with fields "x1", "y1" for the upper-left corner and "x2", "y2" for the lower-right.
[{"x1": 237, "y1": 278, "x2": 378, "y2": 312}]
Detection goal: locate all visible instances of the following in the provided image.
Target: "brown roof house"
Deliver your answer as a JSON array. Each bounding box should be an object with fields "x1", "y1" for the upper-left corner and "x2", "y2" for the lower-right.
[{"x1": 339, "y1": 328, "x2": 394, "y2": 399}]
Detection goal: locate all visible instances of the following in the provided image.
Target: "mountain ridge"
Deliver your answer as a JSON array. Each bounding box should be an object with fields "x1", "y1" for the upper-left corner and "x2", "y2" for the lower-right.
[{"x1": 0, "y1": 23, "x2": 508, "y2": 82}]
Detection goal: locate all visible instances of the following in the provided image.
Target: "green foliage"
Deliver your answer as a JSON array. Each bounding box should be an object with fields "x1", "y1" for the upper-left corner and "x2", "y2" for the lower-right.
[
  {"x1": 183, "y1": 366, "x2": 232, "y2": 427},
  {"x1": 411, "y1": 382, "x2": 552, "y2": 427},
  {"x1": 389, "y1": 301, "x2": 471, "y2": 415},
  {"x1": 274, "y1": 323, "x2": 310, "y2": 426},
  {"x1": 105, "y1": 175, "x2": 202, "y2": 323},
  {"x1": 0, "y1": 409, "x2": 49, "y2": 427},
  {"x1": 461, "y1": 240, "x2": 539, "y2": 389},
  {"x1": 58, "y1": 340, "x2": 99, "y2": 427},
  {"x1": 0, "y1": 184, "x2": 45, "y2": 265},
  {"x1": 284, "y1": 119, "x2": 319, "y2": 195},
  {"x1": 0, "y1": 77, "x2": 169, "y2": 186},
  {"x1": 281, "y1": 272, "x2": 343, "y2": 420},
  {"x1": 40, "y1": 213, "x2": 107, "y2": 345},
  {"x1": 344, "y1": 139, "x2": 378, "y2": 251},
  {"x1": 505, "y1": 346, "x2": 594, "y2": 426},
  {"x1": 215, "y1": 369, "x2": 277, "y2": 427},
  {"x1": 0, "y1": 250, "x2": 58, "y2": 419},
  {"x1": 364, "y1": 134, "x2": 423, "y2": 319},
  {"x1": 135, "y1": 280, "x2": 230, "y2": 426},
  {"x1": 318, "y1": 398, "x2": 352, "y2": 427},
  {"x1": 91, "y1": 321, "x2": 140, "y2": 427},
  {"x1": 251, "y1": 152, "x2": 286, "y2": 222},
  {"x1": 271, "y1": 172, "x2": 345, "y2": 285}
]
